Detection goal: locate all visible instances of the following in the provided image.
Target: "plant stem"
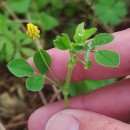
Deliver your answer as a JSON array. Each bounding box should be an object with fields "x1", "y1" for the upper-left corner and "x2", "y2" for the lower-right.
[
  {"x1": 35, "y1": 38, "x2": 42, "y2": 49},
  {"x1": 64, "y1": 94, "x2": 69, "y2": 108},
  {"x1": 84, "y1": 49, "x2": 90, "y2": 62},
  {"x1": 63, "y1": 51, "x2": 76, "y2": 108},
  {"x1": 63, "y1": 65, "x2": 74, "y2": 108},
  {"x1": 45, "y1": 76, "x2": 60, "y2": 88}
]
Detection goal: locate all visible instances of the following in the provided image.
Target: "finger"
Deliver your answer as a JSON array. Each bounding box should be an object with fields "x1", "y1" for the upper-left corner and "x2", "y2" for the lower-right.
[
  {"x1": 28, "y1": 78, "x2": 130, "y2": 130},
  {"x1": 46, "y1": 109, "x2": 130, "y2": 130},
  {"x1": 28, "y1": 28, "x2": 130, "y2": 83}
]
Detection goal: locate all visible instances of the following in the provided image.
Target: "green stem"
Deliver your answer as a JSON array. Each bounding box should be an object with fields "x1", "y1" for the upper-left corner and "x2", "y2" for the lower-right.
[
  {"x1": 63, "y1": 65, "x2": 74, "y2": 108},
  {"x1": 35, "y1": 38, "x2": 42, "y2": 49},
  {"x1": 63, "y1": 51, "x2": 76, "y2": 108},
  {"x1": 64, "y1": 94, "x2": 69, "y2": 108},
  {"x1": 45, "y1": 76, "x2": 60, "y2": 88},
  {"x1": 64, "y1": 66, "x2": 74, "y2": 93},
  {"x1": 84, "y1": 49, "x2": 90, "y2": 62}
]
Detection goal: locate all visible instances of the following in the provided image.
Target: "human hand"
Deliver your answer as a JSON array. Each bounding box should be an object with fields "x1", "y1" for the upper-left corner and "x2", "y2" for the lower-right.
[{"x1": 28, "y1": 28, "x2": 130, "y2": 130}]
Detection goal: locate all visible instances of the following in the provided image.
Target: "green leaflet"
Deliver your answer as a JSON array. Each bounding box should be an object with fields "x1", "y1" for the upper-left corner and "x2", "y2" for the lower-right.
[
  {"x1": 33, "y1": 49, "x2": 51, "y2": 74},
  {"x1": 7, "y1": 58, "x2": 34, "y2": 77},
  {"x1": 54, "y1": 33, "x2": 71, "y2": 50},
  {"x1": 26, "y1": 75, "x2": 44, "y2": 91},
  {"x1": 74, "y1": 22, "x2": 97, "y2": 43},
  {"x1": 92, "y1": 33, "x2": 114, "y2": 48},
  {"x1": 94, "y1": 50, "x2": 120, "y2": 67}
]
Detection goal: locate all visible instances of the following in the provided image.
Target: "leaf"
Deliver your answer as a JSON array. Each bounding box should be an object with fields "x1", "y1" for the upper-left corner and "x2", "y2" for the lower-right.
[
  {"x1": 74, "y1": 22, "x2": 85, "y2": 43},
  {"x1": 21, "y1": 38, "x2": 32, "y2": 46},
  {"x1": 0, "y1": 40, "x2": 5, "y2": 51},
  {"x1": 69, "y1": 78, "x2": 116, "y2": 96},
  {"x1": 7, "y1": 21, "x2": 21, "y2": 31},
  {"x1": 0, "y1": 14, "x2": 8, "y2": 31},
  {"x1": 4, "y1": 40, "x2": 14, "y2": 61},
  {"x1": 74, "y1": 22, "x2": 97, "y2": 43},
  {"x1": 26, "y1": 75, "x2": 44, "y2": 91},
  {"x1": 94, "y1": 0, "x2": 127, "y2": 25},
  {"x1": 33, "y1": 49, "x2": 51, "y2": 74},
  {"x1": 83, "y1": 28, "x2": 97, "y2": 41},
  {"x1": 21, "y1": 47, "x2": 35, "y2": 57},
  {"x1": 14, "y1": 50, "x2": 22, "y2": 58},
  {"x1": 94, "y1": 50, "x2": 120, "y2": 67},
  {"x1": 7, "y1": 58, "x2": 34, "y2": 77},
  {"x1": 54, "y1": 33, "x2": 71, "y2": 50},
  {"x1": 92, "y1": 33, "x2": 114, "y2": 48},
  {"x1": 35, "y1": 0, "x2": 50, "y2": 9},
  {"x1": 40, "y1": 12, "x2": 60, "y2": 31},
  {"x1": 30, "y1": 12, "x2": 60, "y2": 31},
  {"x1": 5, "y1": 40, "x2": 14, "y2": 58},
  {"x1": 72, "y1": 43, "x2": 84, "y2": 52},
  {"x1": 9, "y1": 0, "x2": 30, "y2": 14}
]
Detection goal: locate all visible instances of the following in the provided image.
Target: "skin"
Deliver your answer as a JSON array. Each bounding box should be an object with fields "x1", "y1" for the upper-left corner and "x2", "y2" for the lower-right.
[{"x1": 28, "y1": 28, "x2": 130, "y2": 130}]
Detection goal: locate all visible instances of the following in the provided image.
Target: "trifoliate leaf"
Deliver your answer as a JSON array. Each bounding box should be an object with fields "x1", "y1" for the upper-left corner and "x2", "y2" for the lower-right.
[
  {"x1": 54, "y1": 33, "x2": 71, "y2": 50},
  {"x1": 94, "y1": 0, "x2": 127, "y2": 25},
  {"x1": 33, "y1": 49, "x2": 51, "y2": 74},
  {"x1": 94, "y1": 50, "x2": 120, "y2": 67},
  {"x1": 26, "y1": 75, "x2": 44, "y2": 91},
  {"x1": 7, "y1": 58, "x2": 34, "y2": 77}
]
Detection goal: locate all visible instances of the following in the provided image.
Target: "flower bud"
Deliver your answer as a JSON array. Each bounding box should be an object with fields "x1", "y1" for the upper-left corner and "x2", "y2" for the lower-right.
[{"x1": 26, "y1": 23, "x2": 40, "y2": 39}]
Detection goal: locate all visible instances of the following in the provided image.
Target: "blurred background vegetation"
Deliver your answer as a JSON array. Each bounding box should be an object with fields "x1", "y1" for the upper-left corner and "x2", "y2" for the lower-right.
[{"x1": 0, "y1": 0, "x2": 130, "y2": 130}]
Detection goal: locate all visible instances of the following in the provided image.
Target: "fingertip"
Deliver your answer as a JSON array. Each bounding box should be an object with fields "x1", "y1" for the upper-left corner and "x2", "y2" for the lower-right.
[{"x1": 28, "y1": 108, "x2": 44, "y2": 130}]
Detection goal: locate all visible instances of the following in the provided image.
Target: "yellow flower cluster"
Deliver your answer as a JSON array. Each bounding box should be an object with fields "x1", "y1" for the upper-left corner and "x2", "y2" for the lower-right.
[{"x1": 26, "y1": 23, "x2": 40, "y2": 39}]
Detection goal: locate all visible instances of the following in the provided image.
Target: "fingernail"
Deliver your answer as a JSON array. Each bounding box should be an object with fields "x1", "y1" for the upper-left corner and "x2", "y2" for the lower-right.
[{"x1": 45, "y1": 111, "x2": 79, "y2": 130}]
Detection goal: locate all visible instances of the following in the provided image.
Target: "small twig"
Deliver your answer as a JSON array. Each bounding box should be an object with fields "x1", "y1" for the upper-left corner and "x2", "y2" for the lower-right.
[
  {"x1": 52, "y1": 85, "x2": 62, "y2": 100},
  {"x1": 38, "y1": 91, "x2": 47, "y2": 105},
  {"x1": 49, "y1": 89, "x2": 62, "y2": 103}
]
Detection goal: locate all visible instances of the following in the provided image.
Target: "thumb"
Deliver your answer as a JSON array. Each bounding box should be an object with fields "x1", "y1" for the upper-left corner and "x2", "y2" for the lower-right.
[{"x1": 45, "y1": 109, "x2": 130, "y2": 130}]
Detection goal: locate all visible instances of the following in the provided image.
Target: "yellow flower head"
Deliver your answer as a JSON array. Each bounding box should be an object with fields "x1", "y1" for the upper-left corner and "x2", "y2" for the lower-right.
[{"x1": 26, "y1": 23, "x2": 40, "y2": 39}]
